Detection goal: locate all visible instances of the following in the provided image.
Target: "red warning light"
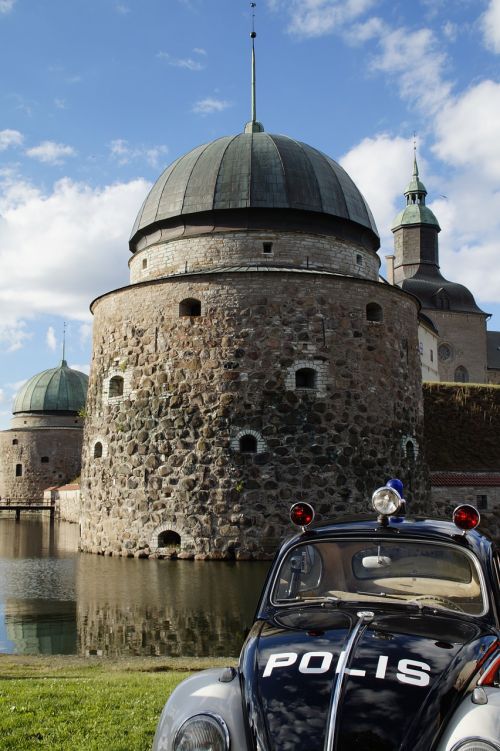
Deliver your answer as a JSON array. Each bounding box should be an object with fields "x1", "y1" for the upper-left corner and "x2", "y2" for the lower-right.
[
  {"x1": 290, "y1": 502, "x2": 315, "y2": 528},
  {"x1": 453, "y1": 504, "x2": 480, "y2": 531}
]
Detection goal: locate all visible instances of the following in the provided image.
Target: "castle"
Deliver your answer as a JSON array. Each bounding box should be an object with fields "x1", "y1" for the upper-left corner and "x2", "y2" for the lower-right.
[{"x1": 2, "y1": 41, "x2": 499, "y2": 556}]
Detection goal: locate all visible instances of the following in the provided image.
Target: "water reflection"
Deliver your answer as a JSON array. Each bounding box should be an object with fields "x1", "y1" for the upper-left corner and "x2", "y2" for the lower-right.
[{"x1": 0, "y1": 517, "x2": 269, "y2": 657}]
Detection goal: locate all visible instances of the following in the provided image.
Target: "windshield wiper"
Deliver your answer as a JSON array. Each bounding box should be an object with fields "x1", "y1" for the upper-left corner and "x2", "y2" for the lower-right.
[{"x1": 275, "y1": 595, "x2": 339, "y2": 606}]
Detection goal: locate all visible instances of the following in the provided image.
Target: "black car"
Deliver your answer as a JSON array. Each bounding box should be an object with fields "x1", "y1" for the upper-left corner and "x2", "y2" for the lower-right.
[{"x1": 152, "y1": 481, "x2": 500, "y2": 751}]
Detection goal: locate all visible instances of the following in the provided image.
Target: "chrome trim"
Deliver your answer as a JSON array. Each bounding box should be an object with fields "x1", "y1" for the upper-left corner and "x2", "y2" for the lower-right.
[
  {"x1": 323, "y1": 611, "x2": 374, "y2": 751},
  {"x1": 173, "y1": 712, "x2": 230, "y2": 750},
  {"x1": 450, "y1": 738, "x2": 500, "y2": 751}
]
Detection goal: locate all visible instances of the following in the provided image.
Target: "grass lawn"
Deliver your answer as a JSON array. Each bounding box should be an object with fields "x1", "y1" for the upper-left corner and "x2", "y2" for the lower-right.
[{"x1": 0, "y1": 655, "x2": 232, "y2": 751}]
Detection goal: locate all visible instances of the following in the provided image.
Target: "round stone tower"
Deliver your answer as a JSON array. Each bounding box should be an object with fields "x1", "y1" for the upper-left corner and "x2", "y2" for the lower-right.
[
  {"x1": 80, "y1": 120, "x2": 429, "y2": 559},
  {"x1": 0, "y1": 360, "x2": 88, "y2": 502}
]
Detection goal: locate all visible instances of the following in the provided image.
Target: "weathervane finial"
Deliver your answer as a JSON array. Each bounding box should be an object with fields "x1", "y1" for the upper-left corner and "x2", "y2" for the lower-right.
[
  {"x1": 62, "y1": 321, "x2": 67, "y2": 365},
  {"x1": 244, "y1": 3, "x2": 264, "y2": 133},
  {"x1": 412, "y1": 132, "x2": 419, "y2": 177}
]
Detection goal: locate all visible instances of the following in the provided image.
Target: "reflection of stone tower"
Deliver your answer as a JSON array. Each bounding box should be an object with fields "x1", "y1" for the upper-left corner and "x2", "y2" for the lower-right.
[
  {"x1": 0, "y1": 361, "x2": 88, "y2": 502},
  {"x1": 392, "y1": 154, "x2": 488, "y2": 383},
  {"x1": 80, "y1": 104, "x2": 430, "y2": 558}
]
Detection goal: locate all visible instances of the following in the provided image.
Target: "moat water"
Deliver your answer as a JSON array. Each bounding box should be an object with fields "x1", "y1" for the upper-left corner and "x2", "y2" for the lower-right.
[{"x1": 0, "y1": 516, "x2": 270, "y2": 657}]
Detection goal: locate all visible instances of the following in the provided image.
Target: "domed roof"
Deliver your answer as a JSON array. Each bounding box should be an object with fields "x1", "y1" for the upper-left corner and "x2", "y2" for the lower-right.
[
  {"x1": 130, "y1": 132, "x2": 379, "y2": 249},
  {"x1": 13, "y1": 360, "x2": 89, "y2": 415},
  {"x1": 401, "y1": 274, "x2": 486, "y2": 315}
]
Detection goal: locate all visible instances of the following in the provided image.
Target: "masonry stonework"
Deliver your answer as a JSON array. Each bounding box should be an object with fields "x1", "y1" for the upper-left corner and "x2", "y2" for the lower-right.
[{"x1": 80, "y1": 267, "x2": 428, "y2": 559}]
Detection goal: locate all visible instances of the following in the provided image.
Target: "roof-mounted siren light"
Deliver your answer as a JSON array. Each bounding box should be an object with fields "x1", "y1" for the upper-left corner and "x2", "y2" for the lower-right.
[
  {"x1": 453, "y1": 504, "x2": 480, "y2": 532},
  {"x1": 372, "y1": 479, "x2": 404, "y2": 525},
  {"x1": 290, "y1": 502, "x2": 315, "y2": 531}
]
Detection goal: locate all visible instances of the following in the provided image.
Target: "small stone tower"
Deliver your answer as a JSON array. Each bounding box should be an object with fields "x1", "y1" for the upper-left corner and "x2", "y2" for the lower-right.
[
  {"x1": 392, "y1": 154, "x2": 488, "y2": 383},
  {"x1": 0, "y1": 361, "x2": 88, "y2": 502}
]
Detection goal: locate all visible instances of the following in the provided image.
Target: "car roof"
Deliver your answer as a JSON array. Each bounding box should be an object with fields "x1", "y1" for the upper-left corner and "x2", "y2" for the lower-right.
[{"x1": 281, "y1": 515, "x2": 497, "y2": 561}]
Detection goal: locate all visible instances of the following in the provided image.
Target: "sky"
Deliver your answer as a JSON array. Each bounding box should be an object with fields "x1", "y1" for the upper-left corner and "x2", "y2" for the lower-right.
[{"x1": 1, "y1": 0, "x2": 500, "y2": 429}]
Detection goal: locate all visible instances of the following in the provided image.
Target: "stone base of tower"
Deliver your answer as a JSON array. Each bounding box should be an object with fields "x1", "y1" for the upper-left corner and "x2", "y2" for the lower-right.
[{"x1": 80, "y1": 270, "x2": 432, "y2": 560}]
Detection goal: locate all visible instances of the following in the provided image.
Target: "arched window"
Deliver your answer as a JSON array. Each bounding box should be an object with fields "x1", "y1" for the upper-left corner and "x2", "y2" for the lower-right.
[
  {"x1": 109, "y1": 375, "x2": 124, "y2": 398},
  {"x1": 455, "y1": 366, "x2": 469, "y2": 383},
  {"x1": 94, "y1": 442, "x2": 103, "y2": 459},
  {"x1": 295, "y1": 368, "x2": 316, "y2": 389},
  {"x1": 15, "y1": 464, "x2": 22, "y2": 477},
  {"x1": 239, "y1": 434, "x2": 257, "y2": 453},
  {"x1": 179, "y1": 298, "x2": 201, "y2": 317},
  {"x1": 406, "y1": 440, "x2": 415, "y2": 463},
  {"x1": 41, "y1": 456, "x2": 49, "y2": 464},
  {"x1": 366, "y1": 302, "x2": 383, "y2": 322},
  {"x1": 158, "y1": 530, "x2": 181, "y2": 547}
]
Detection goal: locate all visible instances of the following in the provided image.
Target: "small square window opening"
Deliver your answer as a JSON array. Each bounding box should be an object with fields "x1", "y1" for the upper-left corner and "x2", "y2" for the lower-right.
[{"x1": 263, "y1": 242, "x2": 273, "y2": 254}]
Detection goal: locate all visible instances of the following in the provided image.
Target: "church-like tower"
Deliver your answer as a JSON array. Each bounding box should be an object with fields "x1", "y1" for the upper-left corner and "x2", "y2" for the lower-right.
[{"x1": 392, "y1": 154, "x2": 488, "y2": 383}]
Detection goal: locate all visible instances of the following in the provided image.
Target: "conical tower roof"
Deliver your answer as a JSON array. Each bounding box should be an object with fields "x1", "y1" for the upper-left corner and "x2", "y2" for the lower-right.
[{"x1": 392, "y1": 152, "x2": 440, "y2": 231}]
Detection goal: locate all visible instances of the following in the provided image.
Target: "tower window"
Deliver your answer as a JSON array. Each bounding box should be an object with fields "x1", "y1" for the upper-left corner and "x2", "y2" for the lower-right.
[
  {"x1": 263, "y1": 242, "x2": 273, "y2": 254},
  {"x1": 109, "y1": 375, "x2": 124, "y2": 398},
  {"x1": 366, "y1": 302, "x2": 383, "y2": 322},
  {"x1": 239, "y1": 434, "x2": 257, "y2": 453},
  {"x1": 158, "y1": 530, "x2": 181, "y2": 547},
  {"x1": 179, "y1": 298, "x2": 201, "y2": 317},
  {"x1": 12, "y1": 439, "x2": 18, "y2": 446},
  {"x1": 356, "y1": 254, "x2": 363, "y2": 265},
  {"x1": 94, "y1": 442, "x2": 103, "y2": 459},
  {"x1": 455, "y1": 366, "x2": 469, "y2": 383},
  {"x1": 476, "y1": 495, "x2": 488, "y2": 510},
  {"x1": 295, "y1": 368, "x2": 316, "y2": 389},
  {"x1": 41, "y1": 456, "x2": 49, "y2": 464},
  {"x1": 15, "y1": 464, "x2": 22, "y2": 477},
  {"x1": 142, "y1": 258, "x2": 148, "y2": 269}
]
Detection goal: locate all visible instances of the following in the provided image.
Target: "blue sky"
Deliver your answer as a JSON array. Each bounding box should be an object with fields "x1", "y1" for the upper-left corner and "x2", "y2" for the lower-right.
[{"x1": 1, "y1": 0, "x2": 500, "y2": 429}]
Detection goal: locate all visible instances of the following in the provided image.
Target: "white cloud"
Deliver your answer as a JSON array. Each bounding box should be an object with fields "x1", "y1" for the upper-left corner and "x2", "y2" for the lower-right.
[
  {"x1": 0, "y1": 388, "x2": 4, "y2": 403},
  {"x1": 193, "y1": 47, "x2": 206, "y2": 56},
  {"x1": 79, "y1": 323, "x2": 92, "y2": 347},
  {"x1": 115, "y1": 3, "x2": 131, "y2": 13},
  {"x1": 372, "y1": 26, "x2": 452, "y2": 115},
  {"x1": 270, "y1": 0, "x2": 376, "y2": 38},
  {"x1": 482, "y1": 0, "x2": 500, "y2": 53},
  {"x1": 46, "y1": 326, "x2": 57, "y2": 351},
  {"x1": 192, "y1": 97, "x2": 231, "y2": 115},
  {"x1": 433, "y1": 80, "x2": 500, "y2": 182},
  {"x1": 0, "y1": 0, "x2": 15, "y2": 13},
  {"x1": 54, "y1": 98, "x2": 66, "y2": 110},
  {"x1": 340, "y1": 134, "x2": 418, "y2": 248},
  {"x1": 156, "y1": 51, "x2": 205, "y2": 71},
  {"x1": 0, "y1": 173, "x2": 151, "y2": 351},
  {"x1": 26, "y1": 141, "x2": 76, "y2": 165},
  {"x1": 442, "y1": 21, "x2": 459, "y2": 42},
  {"x1": 109, "y1": 139, "x2": 169, "y2": 168},
  {"x1": 0, "y1": 129, "x2": 23, "y2": 151}
]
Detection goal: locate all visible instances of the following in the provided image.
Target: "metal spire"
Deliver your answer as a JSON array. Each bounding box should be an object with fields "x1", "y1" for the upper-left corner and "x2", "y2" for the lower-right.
[
  {"x1": 62, "y1": 321, "x2": 67, "y2": 366},
  {"x1": 413, "y1": 132, "x2": 419, "y2": 178},
  {"x1": 244, "y1": 3, "x2": 264, "y2": 133}
]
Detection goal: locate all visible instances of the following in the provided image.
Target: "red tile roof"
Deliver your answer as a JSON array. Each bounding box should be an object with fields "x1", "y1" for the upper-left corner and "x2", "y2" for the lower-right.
[{"x1": 431, "y1": 472, "x2": 500, "y2": 487}]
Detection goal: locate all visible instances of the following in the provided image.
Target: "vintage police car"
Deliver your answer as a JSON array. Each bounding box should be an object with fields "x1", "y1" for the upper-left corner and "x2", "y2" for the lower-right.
[{"x1": 152, "y1": 481, "x2": 500, "y2": 751}]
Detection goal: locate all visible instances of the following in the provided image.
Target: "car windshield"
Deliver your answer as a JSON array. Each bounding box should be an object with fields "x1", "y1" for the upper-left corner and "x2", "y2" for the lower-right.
[{"x1": 272, "y1": 538, "x2": 486, "y2": 616}]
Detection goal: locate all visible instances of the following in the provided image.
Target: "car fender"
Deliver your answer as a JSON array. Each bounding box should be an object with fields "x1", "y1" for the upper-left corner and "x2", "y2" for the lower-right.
[
  {"x1": 152, "y1": 667, "x2": 249, "y2": 751},
  {"x1": 435, "y1": 688, "x2": 500, "y2": 750}
]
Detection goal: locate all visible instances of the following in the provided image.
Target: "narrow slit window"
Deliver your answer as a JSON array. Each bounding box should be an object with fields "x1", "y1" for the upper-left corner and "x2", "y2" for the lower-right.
[
  {"x1": 94, "y1": 442, "x2": 103, "y2": 459},
  {"x1": 142, "y1": 258, "x2": 148, "y2": 269},
  {"x1": 15, "y1": 464, "x2": 22, "y2": 477}
]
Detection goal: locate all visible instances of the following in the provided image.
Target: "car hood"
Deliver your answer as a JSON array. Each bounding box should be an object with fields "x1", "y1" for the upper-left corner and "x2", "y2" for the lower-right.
[{"x1": 240, "y1": 607, "x2": 497, "y2": 751}]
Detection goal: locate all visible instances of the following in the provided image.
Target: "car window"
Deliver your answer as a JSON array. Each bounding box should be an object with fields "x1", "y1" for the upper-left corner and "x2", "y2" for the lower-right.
[{"x1": 272, "y1": 539, "x2": 486, "y2": 616}]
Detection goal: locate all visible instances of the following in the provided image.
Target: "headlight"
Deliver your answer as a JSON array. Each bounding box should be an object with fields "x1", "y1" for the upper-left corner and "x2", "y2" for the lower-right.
[
  {"x1": 451, "y1": 741, "x2": 500, "y2": 751},
  {"x1": 173, "y1": 713, "x2": 230, "y2": 751},
  {"x1": 372, "y1": 486, "x2": 401, "y2": 516}
]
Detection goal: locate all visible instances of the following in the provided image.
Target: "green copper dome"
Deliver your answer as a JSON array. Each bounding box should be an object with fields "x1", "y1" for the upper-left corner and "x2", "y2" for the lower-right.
[
  {"x1": 13, "y1": 360, "x2": 88, "y2": 415},
  {"x1": 130, "y1": 132, "x2": 379, "y2": 250}
]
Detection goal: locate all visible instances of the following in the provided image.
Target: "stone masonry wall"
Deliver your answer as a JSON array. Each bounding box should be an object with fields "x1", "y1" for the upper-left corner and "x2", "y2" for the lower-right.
[
  {"x1": 80, "y1": 269, "x2": 428, "y2": 560},
  {"x1": 0, "y1": 428, "x2": 83, "y2": 502},
  {"x1": 129, "y1": 231, "x2": 379, "y2": 284},
  {"x1": 427, "y1": 311, "x2": 488, "y2": 383}
]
